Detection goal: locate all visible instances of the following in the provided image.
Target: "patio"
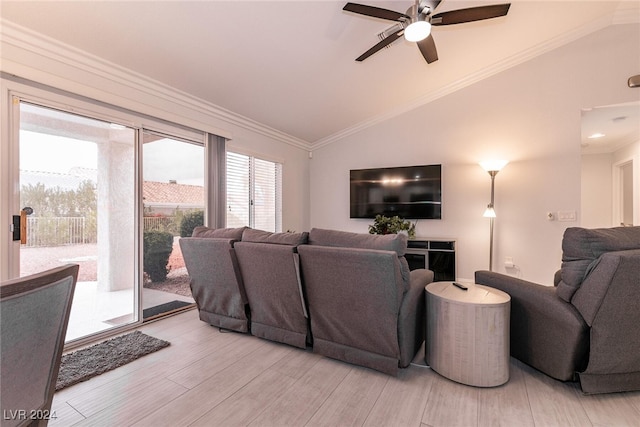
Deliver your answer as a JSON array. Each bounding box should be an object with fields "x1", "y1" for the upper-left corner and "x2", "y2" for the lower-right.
[{"x1": 20, "y1": 238, "x2": 194, "y2": 342}]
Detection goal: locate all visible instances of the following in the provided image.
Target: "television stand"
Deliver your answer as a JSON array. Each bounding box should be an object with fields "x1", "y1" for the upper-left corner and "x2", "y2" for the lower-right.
[{"x1": 405, "y1": 239, "x2": 456, "y2": 281}]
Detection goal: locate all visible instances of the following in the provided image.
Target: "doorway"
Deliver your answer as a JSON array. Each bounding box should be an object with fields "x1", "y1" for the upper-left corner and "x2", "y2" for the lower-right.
[
  {"x1": 614, "y1": 159, "x2": 637, "y2": 227},
  {"x1": 581, "y1": 101, "x2": 640, "y2": 228}
]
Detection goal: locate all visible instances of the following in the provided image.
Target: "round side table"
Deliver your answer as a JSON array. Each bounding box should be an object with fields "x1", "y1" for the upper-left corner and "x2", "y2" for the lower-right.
[{"x1": 425, "y1": 281, "x2": 510, "y2": 387}]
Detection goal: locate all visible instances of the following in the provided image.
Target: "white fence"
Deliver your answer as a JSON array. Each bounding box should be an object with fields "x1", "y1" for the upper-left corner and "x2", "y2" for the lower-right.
[
  {"x1": 25, "y1": 217, "x2": 87, "y2": 247},
  {"x1": 25, "y1": 216, "x2": 181, "y2": 247}
]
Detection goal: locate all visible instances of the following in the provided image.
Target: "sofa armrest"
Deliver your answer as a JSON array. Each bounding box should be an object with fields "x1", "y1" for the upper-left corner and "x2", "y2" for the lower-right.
[
  {"x1": 397, "y1": 268, "x2": 434, "y2": 367},
  {"x1": 475, "y1": 270, "x2": 589, "y2": 381},
  {"x1": 574, "y1": 250, "x2": 640, "y2": 393}
]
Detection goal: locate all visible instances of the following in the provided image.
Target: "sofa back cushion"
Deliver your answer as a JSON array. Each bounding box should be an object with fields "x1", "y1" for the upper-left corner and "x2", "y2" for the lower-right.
[
  {"x1": 242, "y1": 228, "x2": 308, "y2": 246},
  {"x1": 308, "y1": 228, "x2": 407, "y2": 256},
  {"x1": 308, "y1": 228, "x2": 410, "y2": 290},
  {"x1": 557, "y1": 226, "x2": 640, "y2": 302},
  {"x1": 192, "y1": 226, "x2": 247, "y2": 240}
]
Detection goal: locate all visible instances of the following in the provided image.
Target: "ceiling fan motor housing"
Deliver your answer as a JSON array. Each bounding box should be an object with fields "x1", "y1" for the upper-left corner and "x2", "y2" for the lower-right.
[{"x1": 406, "y1": 1, "x2": 433, "y2": 25}]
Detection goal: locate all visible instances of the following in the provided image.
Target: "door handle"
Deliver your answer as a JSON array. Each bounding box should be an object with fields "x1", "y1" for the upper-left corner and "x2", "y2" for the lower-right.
[
  {"x1": 13, "y1": 207, "x2": 33, "y2": 244},
  {"x1": 20, "y1": 209, "x2": 27, "y2": 244}
]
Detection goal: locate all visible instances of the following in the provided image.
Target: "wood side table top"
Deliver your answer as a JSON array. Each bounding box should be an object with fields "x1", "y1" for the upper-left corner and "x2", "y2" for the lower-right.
[{"x1": 426, "y1": 281, "x2": 510, "y2": 306}]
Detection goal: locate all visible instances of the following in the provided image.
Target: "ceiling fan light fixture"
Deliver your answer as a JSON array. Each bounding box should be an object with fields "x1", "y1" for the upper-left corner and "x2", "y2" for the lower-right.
[{"x1": 404, "y1": 20, "x2": 431, "y2": 42}]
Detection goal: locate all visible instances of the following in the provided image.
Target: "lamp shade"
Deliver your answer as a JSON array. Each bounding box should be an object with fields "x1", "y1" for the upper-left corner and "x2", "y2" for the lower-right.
[
  {"x1": 483, "y1": 205, "x2": 496, "y2": 218},
  {"x1": 479, "y1": 160, "x2": 508, "y2": 172}
]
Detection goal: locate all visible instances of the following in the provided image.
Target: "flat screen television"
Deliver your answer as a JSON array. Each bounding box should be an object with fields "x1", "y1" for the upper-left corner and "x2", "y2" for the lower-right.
[{"x1": 350, "y1": 164, "x2": 441, "y2": 219}]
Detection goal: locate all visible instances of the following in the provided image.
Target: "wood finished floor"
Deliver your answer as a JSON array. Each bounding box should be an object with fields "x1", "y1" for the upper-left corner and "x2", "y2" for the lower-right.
[{"x1": 50, "y1": 309, "x2": 640, "y2": 427}]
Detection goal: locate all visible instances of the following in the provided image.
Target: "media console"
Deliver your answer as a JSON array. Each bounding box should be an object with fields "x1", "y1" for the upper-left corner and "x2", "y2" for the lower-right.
[{"x1": 405, "y1": 239, "x2": 456, "y2": 281}]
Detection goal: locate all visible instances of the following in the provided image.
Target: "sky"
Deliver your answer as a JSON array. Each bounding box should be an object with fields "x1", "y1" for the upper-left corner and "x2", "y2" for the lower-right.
[
  {"x1": 20, "y1": 130, "x2": 97, "y2": 174},
  {"x1": 20, "y1": 131, "x2": 204, "y2": 186}
]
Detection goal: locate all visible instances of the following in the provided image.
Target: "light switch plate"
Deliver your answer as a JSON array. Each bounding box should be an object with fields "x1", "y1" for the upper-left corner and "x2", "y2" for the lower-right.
[{"x1": 558, "y1": 210, "x2": 577, "y2": 221}]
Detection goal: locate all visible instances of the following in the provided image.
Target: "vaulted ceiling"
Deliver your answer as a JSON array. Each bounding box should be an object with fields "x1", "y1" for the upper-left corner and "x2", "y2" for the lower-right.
[{"x1": 1, "y1": 1, "x2": 638, "y2": 146}]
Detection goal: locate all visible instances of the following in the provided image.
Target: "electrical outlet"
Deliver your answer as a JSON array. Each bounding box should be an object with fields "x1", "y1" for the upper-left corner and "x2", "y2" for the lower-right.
[{"x1": 505, "y1": 257, "x2": 514, "y2": 268}]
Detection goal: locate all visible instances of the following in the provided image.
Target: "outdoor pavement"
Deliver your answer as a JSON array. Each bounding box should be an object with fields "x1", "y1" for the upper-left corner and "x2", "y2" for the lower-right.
[{"x1": 19, "y1": 238, "x2": 193, "y2": 342}]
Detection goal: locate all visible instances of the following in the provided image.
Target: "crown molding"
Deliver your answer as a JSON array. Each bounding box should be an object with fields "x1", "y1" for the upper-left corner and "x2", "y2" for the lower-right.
[
  {"x1": 0, "y1": 19, "x2": 312, "y2": 151},
  {"x1": 311, "y1": 9, "x2": 639, "y2": 150},
  {"x1": 612, "y1": 2, "x2": 640, "y2": 25}
]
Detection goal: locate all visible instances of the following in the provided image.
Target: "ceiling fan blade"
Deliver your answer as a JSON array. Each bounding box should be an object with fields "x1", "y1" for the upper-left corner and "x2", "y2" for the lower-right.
[
  {"x1": 355, "y1": 30, "x2": 404, "y2": 61},
  {"x1": 343, "y1": 2, "x2": 409, "y2": 22},
  {"x1": 432, "y1": 4, "x2": 510, "y2": 26},
  {"x1": 417, "y1": 34, "x2": 438, "y2": 63}
]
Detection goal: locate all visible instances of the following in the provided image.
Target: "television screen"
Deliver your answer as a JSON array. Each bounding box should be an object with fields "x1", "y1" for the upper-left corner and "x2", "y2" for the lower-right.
[{"x1": 350, "y1": 164, "x2": 441, "y2": 219}]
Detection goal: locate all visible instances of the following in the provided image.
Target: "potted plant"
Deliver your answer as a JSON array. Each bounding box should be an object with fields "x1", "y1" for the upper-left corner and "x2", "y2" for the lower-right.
[{"x1": 368, "y1": 214, "x2": 416, "y2": 239}]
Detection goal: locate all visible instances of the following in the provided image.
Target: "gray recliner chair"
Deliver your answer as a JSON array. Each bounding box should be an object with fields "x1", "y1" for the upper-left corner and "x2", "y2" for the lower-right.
[
  {"x1": 475, "y1": 226, "x2": 640, "y2": 394},
  {"x1": 298, "y1": 228, "x2": 434, "y2": 375},
  {"x1": 1, "y1": 264, "x2": 79, "y2": 427},
  {"x1": 234, "y1": 229, "x2": 310, "y2": 349},
  {"x1": 179, "y1": 226, "x2": 250, "y2": 333}
]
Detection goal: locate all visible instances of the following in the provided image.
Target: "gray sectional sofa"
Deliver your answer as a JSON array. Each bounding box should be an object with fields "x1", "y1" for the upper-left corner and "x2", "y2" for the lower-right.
[
  {"x1": 180, "y1": 226, "x2": 434, "y2": 375},
  {"x1": 476, "y1": 226, "x2": 640, "y2": 394}
]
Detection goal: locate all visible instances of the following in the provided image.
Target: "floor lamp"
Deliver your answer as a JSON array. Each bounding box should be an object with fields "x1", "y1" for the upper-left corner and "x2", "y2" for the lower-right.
[{"x1": 480, "y1": 160, "x2": 508, "y2": 271}]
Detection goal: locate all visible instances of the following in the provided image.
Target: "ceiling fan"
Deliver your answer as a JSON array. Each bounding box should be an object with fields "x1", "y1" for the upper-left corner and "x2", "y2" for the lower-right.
[{"x1": 343, "y1": 0, "x2": 511, "y2": 64}]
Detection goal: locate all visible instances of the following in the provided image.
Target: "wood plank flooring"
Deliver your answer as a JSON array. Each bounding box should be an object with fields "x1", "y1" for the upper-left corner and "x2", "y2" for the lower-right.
[{"x1": 50, "y1": 309, "x2": 640, "y2": 426}]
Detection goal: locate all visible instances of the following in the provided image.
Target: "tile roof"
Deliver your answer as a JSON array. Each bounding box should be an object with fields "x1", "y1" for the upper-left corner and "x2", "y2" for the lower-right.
[{"x1": 143, "y1": 181, "x2": 204, "y2": 205}]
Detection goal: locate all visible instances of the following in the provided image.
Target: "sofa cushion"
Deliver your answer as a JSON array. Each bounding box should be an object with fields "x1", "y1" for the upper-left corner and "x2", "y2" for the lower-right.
[
  {"x1": 192, "y1": 226, "x2": 247, "y2": 240},
  {"x1": 308, "y1": 228, "x2": 410, "y2": 289},
  {"x1": 557, "y1": 226, "x2": 640, "y2": 302},
  {"x1": 308, "y1": 228, "x2": 407, "y2": 256},
  {"x1": 242, "y1": 228, "x2": 308, "y2": 246}
]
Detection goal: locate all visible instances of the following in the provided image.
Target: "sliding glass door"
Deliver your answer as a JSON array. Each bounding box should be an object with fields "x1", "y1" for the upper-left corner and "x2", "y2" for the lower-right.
[
  {"x1": 4, "y1": 83, "x2": 220, "y2": 343},
  {"x1": 16, "y1": 101, "x2": 137, "y2": 342},
  {"x1": 141, "y1": 131, "x2": 203, "y2": 319}
]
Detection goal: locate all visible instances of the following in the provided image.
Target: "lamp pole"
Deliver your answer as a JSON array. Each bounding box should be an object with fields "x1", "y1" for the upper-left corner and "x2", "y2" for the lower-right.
[
  {"x1": 488, "y1": 170, "x2": 497, "y2": 272},
  {"x1": 480, "y1": 160, "x2": 507, "y2": 272}
]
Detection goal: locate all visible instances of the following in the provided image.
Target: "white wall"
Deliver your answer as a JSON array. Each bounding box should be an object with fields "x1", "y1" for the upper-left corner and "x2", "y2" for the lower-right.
[
  {"x1": 581, "y1": 153, "x2": 613, "y2": 228},
  {"x1": 310, "y1": 24, "x2": 640, "y2": 284}
]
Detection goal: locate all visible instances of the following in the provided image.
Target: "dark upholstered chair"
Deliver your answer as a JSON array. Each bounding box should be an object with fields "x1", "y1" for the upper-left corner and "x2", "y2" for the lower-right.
[
  {"x1": 234, "y1": 229, "x2": 310, "y2": 348},
  {"x1": 1, "y1": 264, "x2": 79, "y2": 427},
  {"x1": 476, "y1": 226, "x2": 640, "y2": 394},
  {"x1": 298, "y1": 228, "x2": 434, "y2": 375},
  {"x1": 179, "y1": 226, "x2": 249, "y2": 333}
]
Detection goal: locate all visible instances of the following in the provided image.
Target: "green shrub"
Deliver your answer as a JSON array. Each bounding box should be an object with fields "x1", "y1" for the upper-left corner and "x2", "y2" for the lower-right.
[
  {"x1": 180, "y1": 210, "x2": 204, "y2": 237},
  {"x1": 143, "y1": 230, "x2": 174, "y2": 282}
]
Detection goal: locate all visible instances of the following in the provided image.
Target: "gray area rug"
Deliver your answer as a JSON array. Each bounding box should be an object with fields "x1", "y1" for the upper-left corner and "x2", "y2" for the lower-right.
[{"x1": 56, "y1": 331, "x2": 170, "y2": 391}]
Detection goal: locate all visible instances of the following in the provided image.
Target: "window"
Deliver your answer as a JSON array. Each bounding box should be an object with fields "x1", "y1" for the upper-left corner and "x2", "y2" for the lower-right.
[{"x1": 226, "y1": 151, "x2": 282, "y2": 232}]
